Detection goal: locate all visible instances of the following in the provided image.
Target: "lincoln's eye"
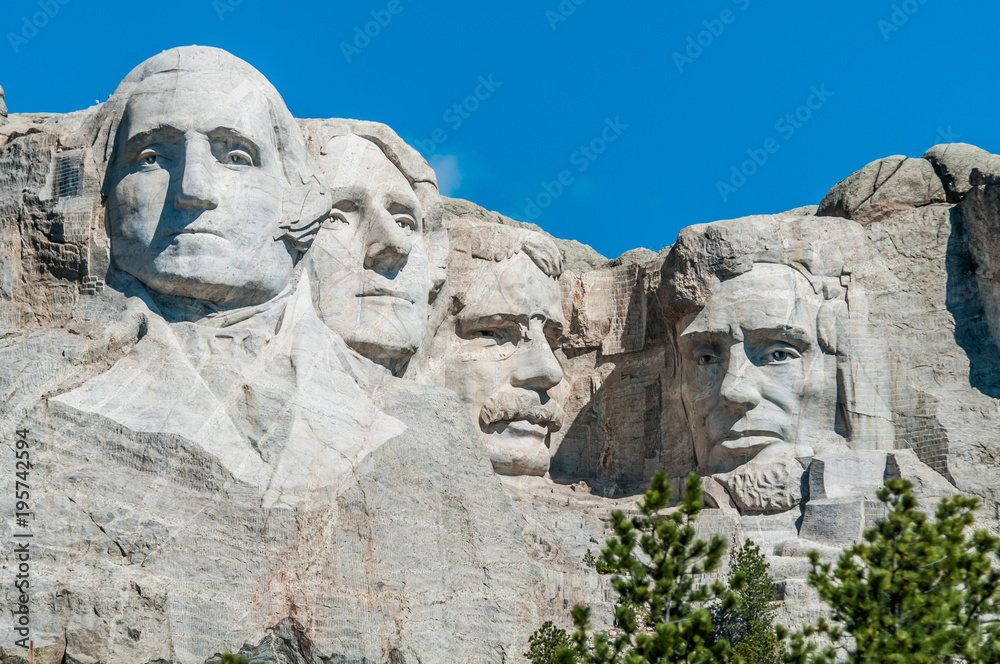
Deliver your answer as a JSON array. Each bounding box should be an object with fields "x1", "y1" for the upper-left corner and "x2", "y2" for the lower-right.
[
  {"x1": 695, "y1": 353, "x2": 719, "y2": 366},
  {"x1": 762, "y1": 345, "x2": 801, "y2": 364}
]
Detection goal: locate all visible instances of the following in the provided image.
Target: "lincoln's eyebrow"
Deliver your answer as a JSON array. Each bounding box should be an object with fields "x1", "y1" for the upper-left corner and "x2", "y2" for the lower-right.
[
  {"x1": 745, "y1": 325, "x2": 813, "y2": 348},
  {"x1": 678, "y1": 329, "x2": 730, "y2": 349}
]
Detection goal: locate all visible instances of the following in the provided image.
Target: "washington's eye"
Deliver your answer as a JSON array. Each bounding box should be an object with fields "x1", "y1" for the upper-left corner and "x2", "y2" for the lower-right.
[
  {"x1": 475, "y1": 329, "x2": 499, "y2": 339},
  {"x1": 224, "y1": 150, "x2": 253, "y2": 167}
]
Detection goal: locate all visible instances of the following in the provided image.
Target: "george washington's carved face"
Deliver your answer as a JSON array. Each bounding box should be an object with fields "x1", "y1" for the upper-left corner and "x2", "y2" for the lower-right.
[
  {"x1": 678, "y1": 263, "x2": 841, "y2": 474},
  {"x1": 107, "y1": 71, "x2": 293, "y2": 306}
]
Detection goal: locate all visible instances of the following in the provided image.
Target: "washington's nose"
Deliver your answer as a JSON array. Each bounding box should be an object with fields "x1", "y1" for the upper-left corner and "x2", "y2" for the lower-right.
[
  {"x1": 174, "y1": 140, "x2": 219, "y2": 211},
  {"x1": 719, "y1": 343, "x2": 762, "y2": 410},
  {"x1": 510, "y1": 326, "x2": 563, "y2": 392},
  {"x1": 364, "y1": 209, "x2": 412, "y2": 277}
]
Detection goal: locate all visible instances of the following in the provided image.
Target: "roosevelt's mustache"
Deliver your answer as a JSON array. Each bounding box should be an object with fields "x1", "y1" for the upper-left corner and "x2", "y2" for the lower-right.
[{"x1": 479, "y1": 389, "x2": 564, "y2": 433}]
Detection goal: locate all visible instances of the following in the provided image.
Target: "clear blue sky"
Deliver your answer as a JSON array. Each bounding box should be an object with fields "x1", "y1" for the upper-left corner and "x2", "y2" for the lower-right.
[{"x1": 1, "y1": 0, "x2": 995, "y2": 259}]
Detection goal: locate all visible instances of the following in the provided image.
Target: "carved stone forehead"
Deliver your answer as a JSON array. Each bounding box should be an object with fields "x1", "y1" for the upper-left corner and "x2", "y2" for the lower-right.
[{"x1": 681, "y1": 263, "x2": 823, "y2": 339}]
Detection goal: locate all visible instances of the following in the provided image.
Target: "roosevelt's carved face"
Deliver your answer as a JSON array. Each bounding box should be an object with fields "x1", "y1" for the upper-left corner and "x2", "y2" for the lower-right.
[
  {"x1": 107, "y1": 71, "x2": 292, "y2": 307},
  {"x1": 444, "y1": 253, "x2": 565, "y2": 476},
  {"x1": 307, "y1": 136, "x2": 430, "y2": 373},
  {"x1": 678, "y1": 263, "x2": 841, "y2": 474}
]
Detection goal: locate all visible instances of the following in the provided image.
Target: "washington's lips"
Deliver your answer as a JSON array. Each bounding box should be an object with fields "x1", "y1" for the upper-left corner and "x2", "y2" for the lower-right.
[{"x1": 161, "y1": 227, "x2": 226, "y2": 239}]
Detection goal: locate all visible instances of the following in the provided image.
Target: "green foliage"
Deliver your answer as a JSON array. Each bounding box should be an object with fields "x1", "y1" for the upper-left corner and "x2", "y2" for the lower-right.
[
  {"x1": 217, "y1": 653, "x2": 262, "y2": 664},
  {"x1": 584, "y1": 549, "x2": 616, "y2": 575},
  {"x1": 526, "y1": 621, "x2": 571, "y2": 664},
  {"x1": 780, "y1": 479, "x2": 1000, "y2": 664},
  {"x1": 716, "y1": 539, "x2": 781, "y2": 664},
  {"x1": 556, "y1": 472, "x2": 737, "y2": 663}
]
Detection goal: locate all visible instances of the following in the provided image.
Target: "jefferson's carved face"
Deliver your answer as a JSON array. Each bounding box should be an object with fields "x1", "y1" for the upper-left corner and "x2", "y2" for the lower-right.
[
  {"x1": 444, "y1": 253, "x2": 565, "y2": 476},
  {"x1": 107, "y1": 71, "x2": 293, "y2": 307},
  {"x1": 678, "y1": 263, "x2": 840, "y2": 473},
  {"x1": 307, "y1": 136, "x2": 431, "y2": 372}
]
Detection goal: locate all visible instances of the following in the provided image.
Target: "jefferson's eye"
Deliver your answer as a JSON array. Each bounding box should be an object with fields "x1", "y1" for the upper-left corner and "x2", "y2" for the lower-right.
[{"x1": 394, "y1": 214, "x2": 416, "y2": 233}]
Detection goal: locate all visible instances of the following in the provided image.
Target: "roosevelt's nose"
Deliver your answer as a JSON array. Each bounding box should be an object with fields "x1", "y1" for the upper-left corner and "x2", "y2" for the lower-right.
[
  {"x1": 174, "y1": 139, "x2": 219, "y2": 211},
  {"x1": 718, "y1": 342, "x2": 762, "y2": 410},
  {"x1": 510, "y1": 320, "x2": 563, "y2": 392},
  {"x1": 363, "y1": 209, "x2": 412, "y2": 278}
]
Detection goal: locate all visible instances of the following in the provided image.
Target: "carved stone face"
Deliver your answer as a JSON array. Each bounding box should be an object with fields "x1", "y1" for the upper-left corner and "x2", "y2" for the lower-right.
[
  {"x1": 107, "y1": 71, "x2": 293, "y2": 307},
  {"x1": 678, "y1": 263, "x2": 840, "y2": 474},
  {"x1": 443, "y1": 252, "x2": 565, "y2": 476},
  {"x1": 307, "y1": 136, "x2": 430, "y2": 372}
]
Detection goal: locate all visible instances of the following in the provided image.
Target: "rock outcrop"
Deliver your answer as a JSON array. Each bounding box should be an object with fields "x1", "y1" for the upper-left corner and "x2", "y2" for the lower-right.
[{"x1": 3, "y1": 46, "x2": 1000, "y2": 664}]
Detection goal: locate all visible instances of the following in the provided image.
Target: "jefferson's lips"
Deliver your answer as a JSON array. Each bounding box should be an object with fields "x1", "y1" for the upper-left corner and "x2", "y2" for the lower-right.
[
  {"x1": 356, "y1": 291, "x2": 415, "y2": 304},
  {"x1": 714, "y1": 430, "x2": 784, "y2": 446},
  {"x1": 161, "y1": 228, "x2": 226, "y2": 239}
]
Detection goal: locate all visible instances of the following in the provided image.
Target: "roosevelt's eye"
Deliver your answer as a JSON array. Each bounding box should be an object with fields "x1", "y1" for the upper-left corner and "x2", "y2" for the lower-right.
[
  {"x1": 762, "y1": 345, "x2": 801, "y2": 364},
  {"x1": 325, "y1": 211, "x2": 350, "y2": 228}
]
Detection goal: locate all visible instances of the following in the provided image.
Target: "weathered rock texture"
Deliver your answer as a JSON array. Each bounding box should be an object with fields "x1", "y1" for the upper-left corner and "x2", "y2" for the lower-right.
[{"x1": 3, "y1": 47, "x2": 1000, "y2": 664}]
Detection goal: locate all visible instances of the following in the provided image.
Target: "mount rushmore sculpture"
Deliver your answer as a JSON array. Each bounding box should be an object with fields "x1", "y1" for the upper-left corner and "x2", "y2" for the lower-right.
[{"x1": 2, "y1": 46, "x2": 1000, "y2": 663}]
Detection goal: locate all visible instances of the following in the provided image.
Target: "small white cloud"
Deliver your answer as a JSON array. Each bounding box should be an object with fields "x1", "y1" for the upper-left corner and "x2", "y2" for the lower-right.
[{"x1": 429, "y1": 154, "x2": 462, "y2": 196}]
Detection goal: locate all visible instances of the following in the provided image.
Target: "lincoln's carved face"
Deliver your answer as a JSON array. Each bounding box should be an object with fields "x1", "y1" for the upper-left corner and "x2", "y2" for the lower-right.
[
  {"x1": 678, "y1": 263, "x2": 841, "y2": 474},
  {"x1": 443, "y1": 252, "x2": 565, "y2": 476},
  {"x1": 307, "y1": 136, "x2": 431, "y2": 373},
  {"x1": 107, "y1": 71, "x2": 293, "y2": 307}
]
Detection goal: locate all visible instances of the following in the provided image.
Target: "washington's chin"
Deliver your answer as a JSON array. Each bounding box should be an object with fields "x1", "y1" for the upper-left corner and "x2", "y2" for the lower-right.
[{"x1": 481, "y1": 421, "x2": 550, "y2": 476}]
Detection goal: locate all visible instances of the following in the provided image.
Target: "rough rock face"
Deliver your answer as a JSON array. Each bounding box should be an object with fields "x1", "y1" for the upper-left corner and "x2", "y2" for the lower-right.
[{"x1": 3, "y1": 46, "x2": 1000, "y2": 664}]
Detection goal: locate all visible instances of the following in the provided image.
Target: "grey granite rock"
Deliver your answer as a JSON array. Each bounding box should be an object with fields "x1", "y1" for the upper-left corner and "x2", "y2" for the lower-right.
[{"x1": 817, "y1": 155, "x2": 946, "y2": 225}]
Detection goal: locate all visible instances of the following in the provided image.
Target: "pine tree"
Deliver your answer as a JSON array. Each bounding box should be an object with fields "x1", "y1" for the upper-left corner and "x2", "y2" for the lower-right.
[
  {"x1": 780, "y1": 479, "x2": 1000, "y2": 664},
  {"x1": 556, "y1": 472, "x2": 737, "y2": 663},
  {"x1": 526, "y1": 621, "x2": 571, "y2": 664},
  {"x1": 715, "y1": 539, "x2": 780, "y2": 664}
]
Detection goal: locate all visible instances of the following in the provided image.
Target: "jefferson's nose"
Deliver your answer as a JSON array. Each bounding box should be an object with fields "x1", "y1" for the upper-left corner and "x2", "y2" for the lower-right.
[
  {"x1": 510, "y1": 321, "x2": 563, "y2": 391},
  {"x1": 719, "y1": 343, "x2": 762, "y2": 410},
  {"x1": 174, "y1": 139, "x2": 219, "y2": 211},
  {"x1": 364, "y1": 209, "x2": 412, "y2": 277}
]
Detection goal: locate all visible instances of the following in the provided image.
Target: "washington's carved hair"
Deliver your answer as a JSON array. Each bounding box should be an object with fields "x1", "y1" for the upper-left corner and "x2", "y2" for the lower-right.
[{"x1": 75, "y1": 45, "x2": 330, "y2": 258}]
